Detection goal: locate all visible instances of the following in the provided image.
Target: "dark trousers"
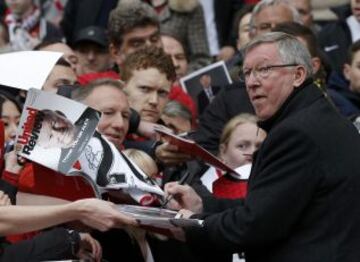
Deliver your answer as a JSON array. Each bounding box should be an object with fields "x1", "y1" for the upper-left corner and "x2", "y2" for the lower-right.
[{"x1": 0, "y1": 228, "x2": 73, "y2": 262}]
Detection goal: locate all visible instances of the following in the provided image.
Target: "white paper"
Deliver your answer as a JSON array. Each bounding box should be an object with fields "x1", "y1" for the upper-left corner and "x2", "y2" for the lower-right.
[
  {"x1": 0, "y1": 51, "x2": 62, "y2": 90},
  {"x1": 234, "y1": 163, "x2": 252, "y2": 180}
]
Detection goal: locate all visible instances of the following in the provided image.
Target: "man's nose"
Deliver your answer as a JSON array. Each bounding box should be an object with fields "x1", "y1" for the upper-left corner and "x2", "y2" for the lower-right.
[
  {"x1": 145, "y1": 39, "x2": 155, "y2": 48},
  {"x1": 246, "y1": 71, "x2": 260, "y2": 88},
  {"x1": 87, "y1": 50, "x2": 95, "y2": 60},
  {"x1": 172, "y1": 57, "x2": 180, "y2": 69},
  {"x1": 112, "y1": 114, "x2": 125, "y2": 130},
  {"x1": 148, "y1": 92, "x2": 158, "y2": 105}
]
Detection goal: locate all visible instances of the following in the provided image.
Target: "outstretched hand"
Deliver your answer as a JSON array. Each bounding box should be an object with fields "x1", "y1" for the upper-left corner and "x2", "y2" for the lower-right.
[{"x1": 73, "y1": 199, "x2": 138, "y2": 232}]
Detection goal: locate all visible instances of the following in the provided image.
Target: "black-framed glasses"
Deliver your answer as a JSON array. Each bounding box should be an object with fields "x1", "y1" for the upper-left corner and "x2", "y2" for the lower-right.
[{"x1": 239, "y1": 64, "x2": 299, "y2": 82}]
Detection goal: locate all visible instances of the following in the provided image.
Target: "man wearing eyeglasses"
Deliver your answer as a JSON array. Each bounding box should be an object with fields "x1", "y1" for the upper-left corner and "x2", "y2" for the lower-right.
[
  {"x1": 249, "y1": 0, "x2": 302, "y2": 38},
  {"x1": 164, "y1": 32, "x2": 360, "y2": 262}
]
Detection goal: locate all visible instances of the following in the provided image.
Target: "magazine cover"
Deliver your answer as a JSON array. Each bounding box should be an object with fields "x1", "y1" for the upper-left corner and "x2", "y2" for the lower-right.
[
  {"x1": 15, "y1": 88, "x2": 101, "y2": 174},
  {"x1": 74, "y1": 132, "x2": 165, "y2": 205},
  {"x1": 116, "y1": 204, "x2": 204, "y2": 229},
  {"x1": 155, "y1": 127, "x2": 241, "y2": 176},
  {"x1": 179, "y1": 61, "x2": 232, "y2": 107}
]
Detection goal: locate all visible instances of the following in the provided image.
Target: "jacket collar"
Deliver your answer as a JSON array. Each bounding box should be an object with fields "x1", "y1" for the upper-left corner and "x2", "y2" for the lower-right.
[{"x1": 258, "y1": 78, "x2": 323, "y2": 132}]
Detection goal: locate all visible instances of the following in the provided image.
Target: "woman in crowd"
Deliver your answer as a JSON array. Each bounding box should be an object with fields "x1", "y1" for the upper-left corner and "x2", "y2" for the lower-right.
[
  {"x1": 0, "y1": 91, "x2": 22, "y2": 153},
  {"x1": 201, "y1": 113, "x2": 266, "y2": 198}
]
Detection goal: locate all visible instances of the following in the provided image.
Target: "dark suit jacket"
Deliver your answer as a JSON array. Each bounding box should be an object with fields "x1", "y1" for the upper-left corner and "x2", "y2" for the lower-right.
[
  {"x1": 60, "y1": 0, "x2": 118, "y2": 44},
  {"x1": 214, "y1": 0, "x2": 244, "y2": 47},
  {"x1": 193, "y1": 82, "x2": 254, "y2": 154},
  {"x1": 197, "y1": 85, "x2": 220, "y2": 115},
  {"x1": 186, "y1": 81, "x2": 360, "y2": 261}
]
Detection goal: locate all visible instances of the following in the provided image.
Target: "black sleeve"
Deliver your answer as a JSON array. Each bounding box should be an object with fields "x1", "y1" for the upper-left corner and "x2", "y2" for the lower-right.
[
  {"x1": 186, "y1": 127, "x2": 321, "y2": 253},
  {"x1": 0, "y1": 180, "x2": 17, "y2": 204},
  {"x1": 193, "y1": 83, "x2": 254, "y2": 154},
  {"x1": 60, "y1": 0, "x2": 77, "y2": 44},
  {"x1": 0, "y1": 228, "x2": 80, "y2": 261},
  {"x1": 127, "y1": 108, "x2": 141, "y2": 134}
]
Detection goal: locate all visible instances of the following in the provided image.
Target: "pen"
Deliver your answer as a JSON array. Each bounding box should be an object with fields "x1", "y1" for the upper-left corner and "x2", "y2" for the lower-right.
[{"x1": 161, "y1": 171, "x2": 190, "y2": 208}]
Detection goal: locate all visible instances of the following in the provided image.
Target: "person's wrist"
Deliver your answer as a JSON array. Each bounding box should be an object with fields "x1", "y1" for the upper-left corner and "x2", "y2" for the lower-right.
[{"x1": 66, "y1": 199, "x2": 88, "y2": 222}]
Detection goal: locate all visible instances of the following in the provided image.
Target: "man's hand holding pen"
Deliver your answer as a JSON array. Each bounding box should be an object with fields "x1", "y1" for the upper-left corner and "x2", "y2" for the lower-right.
[{"x1": 163, "y1": 181, "x2": 203, "y2": 214}]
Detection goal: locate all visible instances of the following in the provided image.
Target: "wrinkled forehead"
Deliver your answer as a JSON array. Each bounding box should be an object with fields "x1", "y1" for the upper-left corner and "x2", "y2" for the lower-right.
[
  {"x1": 161, "y1": 35, "x2": 185, "y2": 54},
  {"x1": 253, "y1": 4, "x2": 294, "y2": 26},
  {"x1": 126, "y1": 67, "x2": 171, "y2": 90},
  {"x1": 243, "y1": 42, "x2": 281, "y2": 66},
  {"x1": 88, "y1": 85, "x2": 130, "y2": 108}
]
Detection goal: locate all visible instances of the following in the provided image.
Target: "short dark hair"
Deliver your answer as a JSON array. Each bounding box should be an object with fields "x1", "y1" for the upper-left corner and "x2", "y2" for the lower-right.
[
  {"x1": 122, "y1": 46, "x2": 176, "y2": 82},
  {"x1": 233, "y1": 4, "x2": 255, "y2": 38},
  {"x1": 72, "y1": 78, "x2": 124, "y2": 102},
  {"x1": 108, "y1": 1, "x2": 159, "y2": 47},
  {"x1": 0, "y1": 90, "x2": 22, "y2": 116},
  {"x1": 272, "y1": 22, "x2": 318, "y2": 58},
  {"x1": 347, "y1": 39, "x2": 360, "y2": 64},
  {"x1": 33, "y1": 40, "x2": 65, "y2": 51}
]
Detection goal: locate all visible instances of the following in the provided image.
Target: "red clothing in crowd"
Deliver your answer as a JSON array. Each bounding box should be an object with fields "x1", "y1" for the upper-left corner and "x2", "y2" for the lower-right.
[{"x1": 213, "y1": 175, "x2": 248, "y2": 199}]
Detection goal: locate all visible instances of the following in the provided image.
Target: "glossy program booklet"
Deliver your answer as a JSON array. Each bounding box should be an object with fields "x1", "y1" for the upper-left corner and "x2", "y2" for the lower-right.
[
  {"x1": 155, "y1": 127, "x2": 241, "y2": 177},
  {"x1": 15, "y1": 88, "x2": 101, "y2": 174},
  {"x1": 116, "y1": 204, "x2": 204, "y2": 229}
]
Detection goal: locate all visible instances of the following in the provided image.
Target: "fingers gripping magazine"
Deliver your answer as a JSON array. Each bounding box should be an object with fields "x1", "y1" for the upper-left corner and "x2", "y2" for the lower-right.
[{"x1": 15, "y1": 88, "x2": 100, "y2": 174}]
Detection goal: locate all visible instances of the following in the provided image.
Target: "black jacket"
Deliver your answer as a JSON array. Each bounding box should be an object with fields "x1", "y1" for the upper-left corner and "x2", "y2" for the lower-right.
[
  {"x1": 193, "y1": 82, "x2": 254, "y2": 154},
  {"x1": 186, "y1": 81, "x2": 360, "y2": 262},
  {"x1": 197, "y1": 85, "x2": 221, "y2": 115},
  {"x1": 318, "y1": 15, "x2": 352, "y2": 73}
]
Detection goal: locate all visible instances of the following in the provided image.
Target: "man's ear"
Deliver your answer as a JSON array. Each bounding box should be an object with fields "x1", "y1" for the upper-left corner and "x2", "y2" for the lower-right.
[
  {"x1": 343, "y1": 63, "x2": 352, "y2": 81},
  {"x1": 293, "y1": 65, "x2": 307, "y2": 88},
  {"x1": 109, "y1": 43, "x2": 125, "y2": 68},
  {"x1": 219, "y1": 143, "x2": 226, "y2": 161},
  {"x1": 311, "y1": 57, "x2": 321, "y2": 75}
]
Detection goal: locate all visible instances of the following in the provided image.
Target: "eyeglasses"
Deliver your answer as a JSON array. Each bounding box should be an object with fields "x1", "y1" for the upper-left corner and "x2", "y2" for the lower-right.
[{"x1": 239, "y1": 64, "x2": 299, "y2": 82}]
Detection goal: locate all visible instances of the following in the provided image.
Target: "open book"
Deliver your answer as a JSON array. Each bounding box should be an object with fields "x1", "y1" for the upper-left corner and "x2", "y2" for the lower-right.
[
  {"x1": 155, "y1": 127, "x2": 241, "y2": 177},
  {"x1": 116, "y1": 204, "x2": 204, "y2": 229}
]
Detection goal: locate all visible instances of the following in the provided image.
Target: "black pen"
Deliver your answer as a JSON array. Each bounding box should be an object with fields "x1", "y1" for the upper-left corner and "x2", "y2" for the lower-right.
[{"x1": 161, "y1": 171, "x2": 190, "y2": 208}]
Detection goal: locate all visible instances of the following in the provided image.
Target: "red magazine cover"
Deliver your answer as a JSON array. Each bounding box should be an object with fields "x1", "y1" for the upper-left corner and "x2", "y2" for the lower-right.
[{"x1": 155, "y1": 127, "x2": 240, "y2": 176}]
